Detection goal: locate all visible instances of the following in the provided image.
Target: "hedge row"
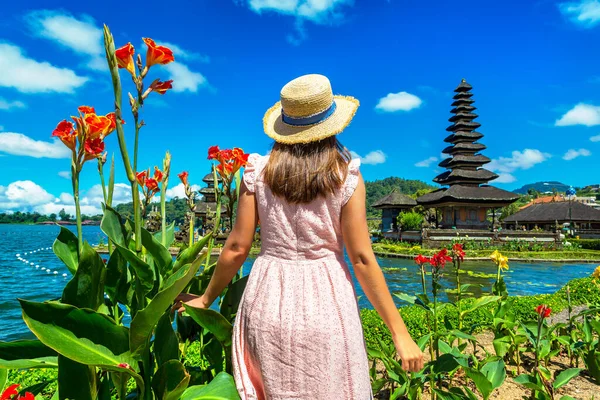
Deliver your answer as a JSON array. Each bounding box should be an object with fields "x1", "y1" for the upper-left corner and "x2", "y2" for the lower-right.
[
  {"x1": 570, "y1": 238, "x2": 600, "y2": 251},
  {"x1": 360, "y1": 277, "x2": 600, "y2": 349}
]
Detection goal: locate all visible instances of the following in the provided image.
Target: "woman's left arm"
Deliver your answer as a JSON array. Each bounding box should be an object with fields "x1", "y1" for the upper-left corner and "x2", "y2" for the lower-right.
[{"x1": 178, "y1": 184, "x2": 258, "y2": 310}]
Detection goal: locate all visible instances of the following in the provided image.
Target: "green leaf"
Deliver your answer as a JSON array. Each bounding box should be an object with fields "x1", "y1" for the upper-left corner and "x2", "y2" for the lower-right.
[
  {"x1": 492, "y1": 336, "x2": 511, "y2": 358},
  {"x1": 57, "y1": 356, "x2": 96, "y2": 400},
  {"x1": 481, "y1": 359, "x2": 505, "y2": 390},
  {"x1": 432, "y1": 353, "x2": 459, "y2": 374},
  {"x1": 114, "y1": 245, "x2": 155, "y2": 295},
  {"x1": 559, "y1": 396, "x2": 577, "y2": 400},
  {"x1": 460, "y1": 283, "x2": 481, "y2": 293},
  {"x1": 154, "y1": 311, "x2": 179, "y2": 367},
  {"x1": 180, "y1": 372, "x2": 240, "y2": 400},
  {"x1": 438, "y1": 339, "x2": 452, "y2": 354},
  {"x1": 105, "y1": 250, "x2": 130, "y2": 306},
  {"x1": 18, "y1": 380, "x2": 55, "y2": 396},
  {"x1": 0, "y1": 340, "x2": 57, "y2": 369},
  {"x1": 513, "y1": 374, "x2": 545, "y2": 392},
  {"x1": 433, "y1": 388, "x2": 470, "y2": 400},
  {"x1": 417, "y1": 333, "x2": 432, "y2": 352},
  {"x1": 584, "y1": 350, "x2": 600, "y2": 383},
  {"x1": 173, "y1": 233, "x2": 213, "y2": 273},
  {"x1": 129, "y1": 248, "x2": 208, "y2": 357},
  {"x1": 219, "y1": 276, "x2": 248, "y2": 322},
  {"x1": 461, "y1": 296, "x2": 500, "y2": 317},
  {"x1": 62, "y1": 242, "x2": 106, "y2": 310},
  {"x1": 184, "y1": 307, "x2": 233, "y2": 349},
  {"x1": 0, "y1": 368, "x2": 7, "y2": 391},
  {"x1": 141, "y1": 227, "x2": 173, "y2": 277},
  {"x1": 52, "y1": 226, "x2": 79, "y2": 275},
  {"x1": 19, "y1": 300, "x2": 134, "y2": 368},
  {"x1": 155, "y1": 221, "x2": 175, "y2": 248},
  {"x1": 101, "y1": 205, "x2": 127, "y2": 247},
  {"x1": 151, "y1": 360, "x2": 190, "y2": 400},
  {"x1": 464, "y1": 368, "x2": 493, "y2": 399},
  {"x1": 450, "y1": 330, "x2": 477, "y2": 342},
  {"x1": 553, "y1": 368, "x2": 581, "y2": 389}
]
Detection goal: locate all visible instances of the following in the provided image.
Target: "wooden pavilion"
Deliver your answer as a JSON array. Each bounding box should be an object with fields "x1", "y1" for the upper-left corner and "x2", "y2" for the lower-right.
[
  {"x1": 372, "y1": 191, "x2": 417, "y2": 232},
  {"x1": 503, "y1": 201, "x2": 600, "y2": 232},
  {"x1": 417, "y1": 79, "x2": 518, "y2": 229}
]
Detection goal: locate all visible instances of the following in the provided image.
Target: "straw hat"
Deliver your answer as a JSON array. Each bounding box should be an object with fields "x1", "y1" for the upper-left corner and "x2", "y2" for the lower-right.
[{"x1": 263, "y1": 74, "x2": 359, "y2": 144}]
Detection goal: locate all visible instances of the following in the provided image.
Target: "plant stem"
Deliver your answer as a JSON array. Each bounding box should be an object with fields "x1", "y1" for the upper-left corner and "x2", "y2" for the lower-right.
[
  {"x1": 420, "y1": 264, "x2": 435, "y2": 361},
  {"x1": 71, "y1": 159, "x2": 83, "y2": 255},
  {"x1": 160, "y1": 171, "x2": 168, "y2": 246},
  {"x1": 189, "y1": 212, "x2": 195, "y2": 247},
  {"x1": 98, "y1": 159, "x2": 113, "y2": 254}
]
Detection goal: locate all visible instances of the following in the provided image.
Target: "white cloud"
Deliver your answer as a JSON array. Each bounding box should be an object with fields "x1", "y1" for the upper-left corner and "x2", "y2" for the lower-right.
[
  {"x1": 559, "y1": 0, "x2": 600, "y2": 27},
  {"x1": 58, "y1": 171, "x2": 71, "y2": 179},
  {"x1": 350, "y1": 150, "x2": 387, "y2": 165},
  {"x1": 0, "y1": 97, "x2": 26, "y2": 111},
  {"x1": 166, "y1": 183, "x2": 201, "y2": 199},
  {"x1": 495, "y1": 173, "x2": 517, "y2": 184},
  {"x1": 0, "y1": 132, "x2": 71, "y2": 158},
  {"x1": 0, "y1": 43, "x2": 88, "y2": 93},
  {"x1": 375, "y1": 92, "x2": 422, "y2": 112},
  {"x1": 26, "y1": 10, "x2": 105, "y2": 71},
  {"x1": 555, "y1": 103, "x2": 600, "y2": 126},
  {"x1": 563, "y1": 148, "x2": 592, "y2": 160},
  {"x1": 488, "y1": 149, "x2": 551, "y2": 183},
  {"x1": 158, "y1": 41, "x2": 210, "y2": 63},
  {"x1": 415, "y1": 156, "x2": 438, "y2": 168},
  {"x1": 590, "y1": 134, "x2": 600, "y2": 142},
  {"x1": 240, "y1": 0, "x2": 353, "y2": 44},
  {"x1": 162, "y1": 63, "x2": 209, "y2": 93}
]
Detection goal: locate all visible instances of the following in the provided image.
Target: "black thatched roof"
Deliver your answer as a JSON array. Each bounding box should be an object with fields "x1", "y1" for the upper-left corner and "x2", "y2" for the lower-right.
[
  {"x1": 453, "y1": 92, "x2": 473, "y2": 100},
  {"x1": 199, "y1": 187, "x2": 215, "y2": 195},
  {"x1": 442, "y1": 143, "x2": 486, "y2": 154},
  {"x1": 451, "y1": 98, "x2": 475, "y2": 106},
  {"x1": 444, "y1": 131, "x2": 484, "y2": 143},
  {"x1": 417, "y1": 185, "x2": 519, "y2": 205},
  {"x1": 450, "y1": 105, "x2": 477, "y2": 114},
  {"x1": 439, "y1": 155, "x2": 491, "y2": 168},
  {"x1": 446, "y1": 121, "x2": 481, "y2": 132},
  {"x1": 449, "y1": 113, "x2": 478, "y2": 122},
  {"x1": 372, "y1": 192, "x2": 417, "y2": 209},
  {"x1": 503, "y1": 201, "x2": 600, "y2": 223},
  {"x1": 433, "y1": 168, "x2": 498, "y2": 185},
  {"x1": 455, "y1": 79, "x2": 473, "y2": 92},
  {"x1": 194, "y1": 201, "x2": 227, "y2": 216},
  {"x1": 202, "y1": 173, "x2": 222, "y2": 184}
]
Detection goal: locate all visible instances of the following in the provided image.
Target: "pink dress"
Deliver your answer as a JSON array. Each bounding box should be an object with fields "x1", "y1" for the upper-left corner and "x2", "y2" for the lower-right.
[{"x1": 232, "y1": 154, "x2": 373, "y2": 400}]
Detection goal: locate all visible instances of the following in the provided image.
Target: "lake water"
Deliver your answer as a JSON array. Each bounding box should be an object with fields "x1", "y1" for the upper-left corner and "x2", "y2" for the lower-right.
[{"x1": 1, "y1": 224, "x2": 596, "y2": 342}]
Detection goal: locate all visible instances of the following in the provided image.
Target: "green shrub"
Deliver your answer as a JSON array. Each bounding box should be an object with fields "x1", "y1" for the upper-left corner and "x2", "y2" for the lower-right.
[
  {"x1": 570, "y1": 238, "x2": 600, "y2": 251},
  {"x1": 398, "y1": 211, "x2": 423, "y2": 231}
]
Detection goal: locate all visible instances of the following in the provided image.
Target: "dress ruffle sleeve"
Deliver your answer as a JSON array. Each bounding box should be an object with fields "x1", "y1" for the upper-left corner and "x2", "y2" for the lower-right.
[
  {"x1": 342, "y1": 159, "x2": 361, "y2": 205},
  {"x1": 242, "y1": 153, "x2": 263, "y2": 193}
]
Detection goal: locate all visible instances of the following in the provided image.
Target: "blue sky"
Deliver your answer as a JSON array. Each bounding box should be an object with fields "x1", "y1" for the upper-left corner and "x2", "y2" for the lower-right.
[{"x1": 0, "y1": 0, "x2": 599, "y2": 215}]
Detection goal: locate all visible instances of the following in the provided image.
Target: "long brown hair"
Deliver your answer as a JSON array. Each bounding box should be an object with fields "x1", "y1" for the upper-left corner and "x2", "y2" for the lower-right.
[{"x1": 263, "y1": 136, "x2": 352, "y2": 204}]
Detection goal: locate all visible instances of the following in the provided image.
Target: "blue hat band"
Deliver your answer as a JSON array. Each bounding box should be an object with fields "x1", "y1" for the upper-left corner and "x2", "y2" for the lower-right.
[{"x1": 281, "y1": 101, "x2": 337, "y2": 127}]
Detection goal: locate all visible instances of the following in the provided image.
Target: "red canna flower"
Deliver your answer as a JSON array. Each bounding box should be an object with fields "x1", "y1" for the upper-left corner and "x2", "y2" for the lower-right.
[
  {"x1": 145, "y1": 178, "x2": 160, "y2": 193},
  {"x1": 78, "y1": 105, "x2": 95, "y2": 115},
  {"x1": 18, "y1": 394, "x2": 33, "y2": 400},
  {"x1": 430, "y1": 248, "x2": 452, "y2": 269},
  {"x1": 105, "y1": 112, "x2": 125, "y2": 135},
  {"x1": 84, "y1": 138, "x2": 105, "y2": 161},
  {"x1": 231, "y1": 147, "x2": 249, "y2": 173},
  {"x1": 216, "y1": 162, "x2": 233, "y2": 176},
  {"x1": 115, "y1": 42, "x2": 136, "y2": 76},
  {"x1": 178, "y1": 171, "x2": 189, "y2": 186},
  {"x1": 151, "y1": 80, "x2": 173, "y2": 95},
  {"x1": 52, "y1": 120, "x2": 76, "y2": 151},
  {"x1": 452, "y1": 243, "x2": 465, "y2": 262},
  {"x1": 219, "y1": 149, "x2": 233, "y2": 162},
  {"x1": 1, "y1": 384, "x2": 19, "y2": 400},
  {"x1": 84, "y1": 113, "x2": 112, "y2": 139},
  {"x1": 136, "y1": 171, "x2": 147, "y2": 186},
  {"x1": 535, "y1": 305, "x2": 552, "y2": 319},
  {"x1": 143, "y1": 38, "x2": 174, "y2": 67},
  {"x1": 153, "y1": 167, "x2": 163, "y2": 182},
  {"x1": 207, "y1": 145, "x2": 220, "y2": 160},
  {"x1": 414, "y1": 254, "x2": 430, "y2": 266}
]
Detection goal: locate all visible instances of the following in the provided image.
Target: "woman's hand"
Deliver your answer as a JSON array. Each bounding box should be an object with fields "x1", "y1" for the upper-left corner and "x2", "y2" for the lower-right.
[
  {"x1": 172, "y1": 293, "x2": 210, "y2": 314},
  {"x1": 393, "y1": 333, "x2": 425, "y2": 372}
]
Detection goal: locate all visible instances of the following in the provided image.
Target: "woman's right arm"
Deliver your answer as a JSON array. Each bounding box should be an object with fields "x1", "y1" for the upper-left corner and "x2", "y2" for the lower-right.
[{"x1": 341, "y1": 174, "x2": 424, "y2": 372}]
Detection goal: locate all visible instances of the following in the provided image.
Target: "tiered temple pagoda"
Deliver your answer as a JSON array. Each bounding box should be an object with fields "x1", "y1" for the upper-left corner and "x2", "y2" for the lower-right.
[
  {"x1": 417, "y1": 79, "x2": 518, "y2": 229},
  {"x1": 194, "y1": 172, "x2": 227, "y2": 228}
]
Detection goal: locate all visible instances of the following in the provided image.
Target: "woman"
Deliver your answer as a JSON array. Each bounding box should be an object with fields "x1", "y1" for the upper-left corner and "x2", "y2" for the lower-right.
[{"x1": 177, "y1": 74, "x2": 423, "y2": 399}]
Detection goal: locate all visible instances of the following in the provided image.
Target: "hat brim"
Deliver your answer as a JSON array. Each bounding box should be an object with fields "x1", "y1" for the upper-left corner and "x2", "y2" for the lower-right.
[{"x1": 263, "y1": 95, "x2": 359, "y2": 145}]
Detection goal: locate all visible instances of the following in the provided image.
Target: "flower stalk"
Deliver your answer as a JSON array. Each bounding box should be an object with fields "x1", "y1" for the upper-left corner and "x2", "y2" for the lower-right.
[{"x1": 160, "y1": 151, "x2": 171, "y2": 246}]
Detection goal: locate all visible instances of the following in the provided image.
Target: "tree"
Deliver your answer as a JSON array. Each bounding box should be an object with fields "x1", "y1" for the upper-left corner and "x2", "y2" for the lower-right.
[
  {"x1": 58, "y1": 208, "x2": 72, "y2": 221},
  {"x1": 49, "y1": 213, "x2": 57, "y2": 222},
  {"x1": 500, "y1": 203, "x2": 520, "y2": 221}
]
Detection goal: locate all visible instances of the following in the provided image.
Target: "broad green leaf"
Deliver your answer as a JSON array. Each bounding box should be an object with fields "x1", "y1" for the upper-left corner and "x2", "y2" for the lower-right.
[
  {"x1": 460, "y1": 283, "x2": 481, "y2": 292},
  {"x1": 154, "y1": 311, "x2": 179, "y2": 367},
  {"x1": 417, "y1": 333, "x2": 432, "y2": 352},
  {"x1": 464, "y1": 368, "x2": 493, "y2": 399},
  {"x1": 450, "y1": 330, "x2": 476, "y2": 342},
  {"x1": 492, "y1": 336, "x2": 511, "y2": 358},
  {"x1": 19, "y1": 300, "x2": 133, "y2": 367},
  {"x1": 481, "y1": 359, "x2": 505, "y2": 390},
  {"x1": 0, "y1": 369, "x2": 7, "y2": 391},
  {"x1": 184, "y1": 307, "x2": 233, "y2": 349},
  {"x1": 367, "y1": 347, "x2": 385, "y2": 359},
  {"x1": 180, "y1": 372, "x2": 240, "y2": 400},
  {"x1": 141, "y1": 227, "x2": 173, "y2": 276},
  {"x1": 553, "y1": 368, "x2": 581, "y2": 389},
  {"x1": 585, "y1": 350, "x2": 600, "y2": 383},
  {"x1": 433, "y1": 388, "x2": 470, "y2": 400},
  {"x1": 129, "y1": 249, "x2": 208, "y2": 357},
  {"x1": 58, "y1": 356, "x2": 95, "y2": 400},
  {"x1": 155, "y1": 221, "x2": 175, "y2": 248},
  {"x1": 62, "y1": 242, "x2": 106, "y2": 310},
  {"x1": 151, "y1": 360, "x2": 190, "y2": 400},
  {"x1": 101, "y1": 205, "x2": 127, "y2": 247},
  {"x1": 513, "y1": 374, "x2": 545, "y2": 392},
  {"x1": 219, "y1": 276, "x2": 248, "y2": 322},
  {"x1": 462, "y1": 296, "x2": 500, "y2": 316},
  {"x1": 559, "y1": 397, "x2": 577, "y2": 400},
  {"x1": 114, "y1": 244, "x2": 154, "y2": 294},
  {"x1": 105, "y1": 250, "x2": 130, "y2": 306},
  {"x1": 432, "y1": 353, "x2": 459, "y2": 374},
  {"x1": 0, "y1": 340, "x2": 58, "y2": 369},
  {"x1": 438, "y1": 339, "x2": 452, "y2": 354},
  {"x1": 173, "y1": 233, "x2": 213, "y2": 273},
  {"x1": 52, "y1": 226, "x2": 79, "y2": 275}
]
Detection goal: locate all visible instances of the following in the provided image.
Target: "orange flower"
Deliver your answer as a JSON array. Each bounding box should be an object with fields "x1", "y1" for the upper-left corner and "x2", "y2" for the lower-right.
[
  {"x1": 535, "y1": 304, "x2": 552, "y2": 319},
  {"x1": 145, "y1": 178, "x2": 160, "y2": 194},
  {"x1": 207, "y1": 145, "x2": 220, "y2": 160},
  {"x1": 83, "y1": 138, "x2": 105, "y2": 161},
  {"x1": 78, "y1": 106, "x2": 95, "y2": 115},
  {"x1": 153, "y1": 167, "x2": 163, "y2": 182},
  {"x1": 52, "y1": 120, "x2": 76, "y2": 151},
  {"x1": 115, "y1": 43, "x2": 136, "y2": 76},
  {"x1": 178, "y1": 171, "x2": 189, "y2": 186},
  {"x1": 84, "y1": 113, "x2": 112, "y2": 139},
  {"x1": 105, "y1": 112, "x2": 125, "y2": 135},
  {"x1": 136, "y1": 171, "x2": 147, "y2": 186},
  {"x1": 232, "y1": 148, "x2": 249, "y2": 173},
  {"x1": 143, "y1": 38, "x2": 174, "y2": 67},
  {"x1": 151, "y1": 80, "x2": 173, "y2": 95},
  {"x1": 217, "y1": 162, "x2": 233, "y2": 176},
  {"x1": 219, "y1": 149, "x2": 233, "y2": 162}
]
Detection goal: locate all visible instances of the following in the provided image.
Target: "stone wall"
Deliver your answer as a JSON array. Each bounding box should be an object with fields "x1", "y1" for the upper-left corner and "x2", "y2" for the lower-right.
[{"x1": 421, "y1": 229, "x2": 559, "y2": 249}]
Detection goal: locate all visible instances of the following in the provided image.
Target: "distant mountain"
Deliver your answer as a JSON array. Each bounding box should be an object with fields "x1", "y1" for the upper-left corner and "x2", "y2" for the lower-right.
[{"x1": 513, "y1": 181, "x2": 570, "y2": 195}]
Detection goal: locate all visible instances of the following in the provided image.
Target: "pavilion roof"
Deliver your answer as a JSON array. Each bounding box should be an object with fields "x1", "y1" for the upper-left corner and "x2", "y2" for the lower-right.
[
  {"x1": 372, "y1": 192, "x2": 417, "y2": 209},
  {"x1": 503, "y1": 201, "x2": 600, "y2": 223},
  {"x1": 417, "y1": 185, "x2": 519, "y2": 206}
]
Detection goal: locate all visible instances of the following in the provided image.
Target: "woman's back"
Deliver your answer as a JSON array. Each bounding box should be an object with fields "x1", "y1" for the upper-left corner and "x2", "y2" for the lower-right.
[{"x1": 245, "y1": 153, "x2": 361, "y2": 261}]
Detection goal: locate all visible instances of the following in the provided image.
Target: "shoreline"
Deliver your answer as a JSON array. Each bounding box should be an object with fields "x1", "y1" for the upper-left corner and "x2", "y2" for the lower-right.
[{"x1": 373, "y1": 250, "x2": 600, "y2": 263}]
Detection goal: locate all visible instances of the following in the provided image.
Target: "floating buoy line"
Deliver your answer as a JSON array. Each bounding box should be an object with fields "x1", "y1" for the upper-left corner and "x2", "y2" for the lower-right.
[{"x1": 15, "y1": 244, "x2": 100, "y2": 278}]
